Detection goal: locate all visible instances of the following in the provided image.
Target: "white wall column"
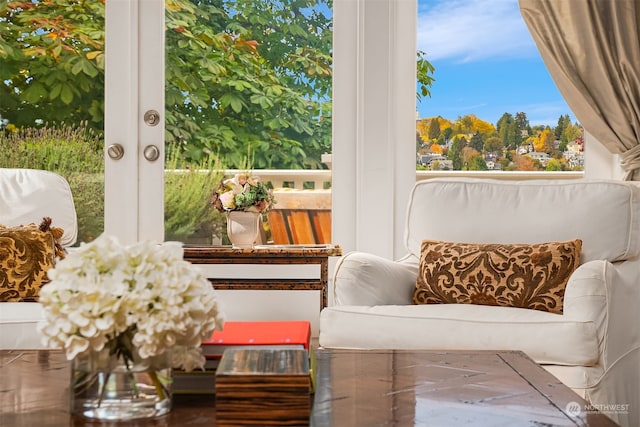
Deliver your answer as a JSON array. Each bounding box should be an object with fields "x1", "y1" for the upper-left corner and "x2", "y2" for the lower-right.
[
  {"x1": 583, "y1": 131, "x2": 625, "y2": 180},
  {"x1": 333, "y1": 0, "x2": 417, "y2": 259}
]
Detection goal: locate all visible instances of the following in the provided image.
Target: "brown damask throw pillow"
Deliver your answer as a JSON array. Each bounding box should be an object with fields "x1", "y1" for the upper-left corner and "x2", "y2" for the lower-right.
[
  {"x1": 413, "y1": 239, "x2": 582, "y2": 314},
  {"x1": 0, "y1": 217, "x2": 65, "y2": 302}
]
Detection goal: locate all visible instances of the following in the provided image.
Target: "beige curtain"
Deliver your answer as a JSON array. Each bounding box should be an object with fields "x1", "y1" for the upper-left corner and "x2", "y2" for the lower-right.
[{"x1": 519, "y1": 0, "x2": 640, "y2": 181}]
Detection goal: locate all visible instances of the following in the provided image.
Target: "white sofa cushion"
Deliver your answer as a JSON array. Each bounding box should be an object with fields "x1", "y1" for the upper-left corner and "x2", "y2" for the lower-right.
[
  {"x1": 0, "y1": 302, "x2": 46, "y2": 349},
  {"x1": 405, "y1": 179, "x2": 640, "y2": 263},
  {"x1": 319, "y1": 303, "x2": 598, "y2": 366}
]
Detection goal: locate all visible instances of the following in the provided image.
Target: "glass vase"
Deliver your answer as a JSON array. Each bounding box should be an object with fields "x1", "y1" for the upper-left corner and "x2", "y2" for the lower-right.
[{"x1": 70, "y1": 348, "x2": 172, "y2": 420}]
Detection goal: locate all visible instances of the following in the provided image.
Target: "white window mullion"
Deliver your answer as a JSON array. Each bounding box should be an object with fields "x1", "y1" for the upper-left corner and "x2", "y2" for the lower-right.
[{"x1": 333, "y1": 0, "x2": 416, "y2": 259}]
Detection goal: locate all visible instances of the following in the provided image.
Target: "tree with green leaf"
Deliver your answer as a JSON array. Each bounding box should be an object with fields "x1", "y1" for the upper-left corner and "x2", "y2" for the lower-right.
[
  {"x1": 0, "y1": 1, "x2": 105, "y2": 127},
  {"x1": 1, "y1": 0, "x2": 436, "y2": 170}
]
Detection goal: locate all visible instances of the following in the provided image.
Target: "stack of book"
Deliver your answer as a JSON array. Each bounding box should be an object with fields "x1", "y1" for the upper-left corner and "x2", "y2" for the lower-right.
[
  {"x1": 215, "y1": 347, "x2": 311, "y2": 426},
  {"x1": 172, "y1": 320, "x2": 311, "y2": 395}
]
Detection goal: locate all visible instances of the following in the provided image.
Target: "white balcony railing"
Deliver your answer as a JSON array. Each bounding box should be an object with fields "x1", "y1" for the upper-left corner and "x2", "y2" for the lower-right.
[{"x1": 229, "y1": 169, "x2": 583, "y2": 190}]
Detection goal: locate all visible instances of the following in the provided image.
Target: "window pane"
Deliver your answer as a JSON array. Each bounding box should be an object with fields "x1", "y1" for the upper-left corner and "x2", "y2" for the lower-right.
[
  {"x1": 0, "y1": 1, "x2": 105, "y2": 244},
  {"x1": 416, "y1": 0, "x2": 583, "y2": 173},
  {"x1": 164, "y1": 0, "x2": 333, "y2": 245}
]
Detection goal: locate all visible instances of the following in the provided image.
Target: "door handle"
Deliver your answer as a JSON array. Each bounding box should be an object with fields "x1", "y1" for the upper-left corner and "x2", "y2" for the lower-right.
[
  {"x1": 107, "y1": 144, "x2": 124, "y2": 160},
  {"x1": 143, "y1": 145, "x2": 160, "y2": 162}
]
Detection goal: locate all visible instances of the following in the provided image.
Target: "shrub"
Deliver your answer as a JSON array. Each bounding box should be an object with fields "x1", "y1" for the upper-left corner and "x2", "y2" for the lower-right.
[
  {"x1": 0, "y1": 123, "x2": 104, "y2": 244},
  {"x1": 164, "y1": 144, "x2": 227, "y2": 243}
]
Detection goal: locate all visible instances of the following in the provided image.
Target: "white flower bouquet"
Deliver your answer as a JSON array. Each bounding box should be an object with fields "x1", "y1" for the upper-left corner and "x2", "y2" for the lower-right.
[
  {"x1": 38, "y1": 234, "x2": 224, "y2": 372},
  {"x1": 211, "y1": 172, "x2": 275, "y2": 213}
]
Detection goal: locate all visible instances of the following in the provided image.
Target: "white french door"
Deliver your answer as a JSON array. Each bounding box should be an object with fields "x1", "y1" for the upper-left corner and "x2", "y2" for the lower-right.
[
  {"x1": 103, "y1": 0, "x2": 415, "y2": 258},
  {"x1": 104, "y1": 0, "x2": 165, "y2": 244}
]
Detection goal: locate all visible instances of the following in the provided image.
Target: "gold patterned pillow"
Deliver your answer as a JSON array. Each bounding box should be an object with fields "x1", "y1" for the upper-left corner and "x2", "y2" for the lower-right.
[
  {"x1": 413, "y1": 239, "x2": 582, "y2": 314},
  {"x1": 0, "y1": 217, "x2": 65, "y2": 302}
]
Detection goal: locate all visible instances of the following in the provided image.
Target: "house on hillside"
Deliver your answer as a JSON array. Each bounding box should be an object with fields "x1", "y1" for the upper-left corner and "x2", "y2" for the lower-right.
[{"x1": 526, "y1": 152, "x2": 551, "y2": 165}]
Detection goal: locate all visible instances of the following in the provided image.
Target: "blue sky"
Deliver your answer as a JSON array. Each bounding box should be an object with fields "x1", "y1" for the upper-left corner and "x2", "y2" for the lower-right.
[{"x1": 416, "y1": 0, "x2": 575, "y2": 127}]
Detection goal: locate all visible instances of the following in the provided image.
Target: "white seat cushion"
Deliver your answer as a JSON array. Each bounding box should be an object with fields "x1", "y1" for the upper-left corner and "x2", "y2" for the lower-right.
[
  {"x1": 0, "y1": 302, "x2": 46, "y2": 349},
  {"x1": 319, "y1": 303, "x2": 599, "y2": 366}
]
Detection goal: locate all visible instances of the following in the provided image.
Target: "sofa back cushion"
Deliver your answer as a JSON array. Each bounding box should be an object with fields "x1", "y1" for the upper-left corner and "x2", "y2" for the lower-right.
[
  {"x1": 0, "y1": 168, "x2": 77, "y2": 247},
  {"x1": 405, "y1": 178, "x2": 640, "y2": 264}
]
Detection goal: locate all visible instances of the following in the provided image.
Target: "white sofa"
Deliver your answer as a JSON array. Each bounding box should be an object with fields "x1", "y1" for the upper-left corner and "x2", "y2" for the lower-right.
[
  {"x1": 0, "y1": 168, "x2": 78, "y2": 349},
  {"x1": 319, "y1": 178, "x2": 640, "y2": 426}
]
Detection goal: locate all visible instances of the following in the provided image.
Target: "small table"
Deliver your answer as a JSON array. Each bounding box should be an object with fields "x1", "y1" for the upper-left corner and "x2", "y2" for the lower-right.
[
  {"x1": 183, "y1": 244, "x2": 342, "y2": 311},
  {"x1": 310, "y1": 349, "x2": 619, "y2": 427}
]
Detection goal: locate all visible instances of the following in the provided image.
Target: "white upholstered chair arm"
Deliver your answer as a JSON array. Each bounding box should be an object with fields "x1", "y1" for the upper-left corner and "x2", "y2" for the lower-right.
[
  {"x1": 563, "y1": 261, "x2": 611, "y2": 347},
  {"x1": 331, "y1": 252, "x2": 418, "y2": 306}
]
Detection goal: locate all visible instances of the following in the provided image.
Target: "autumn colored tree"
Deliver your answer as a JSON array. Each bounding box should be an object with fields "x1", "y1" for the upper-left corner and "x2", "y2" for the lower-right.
[
  {"x1": 561, "y1": 121, "x2": 582, "y2": 143},
  {"x1": 533, "y1": 128, "x2": 556, "y2": 153},
  {"x1": 451, "y1": 114, "x2": 495, "y2": 136},
  {"x1": 461, "y1": 146, "x2": 480, "y2": 169},
  {"x1": 429, "y1": 143, "x2": 443, "y2": 155},
  {"x1": 416, "y1": 119, "x2": 430, "y2": 141},
  {"x1": 514, "y1": 154, "x2": 537, "y2": 171},
  {"x1": 427, "y1": 118, "x2": 441, "y2": 140}
]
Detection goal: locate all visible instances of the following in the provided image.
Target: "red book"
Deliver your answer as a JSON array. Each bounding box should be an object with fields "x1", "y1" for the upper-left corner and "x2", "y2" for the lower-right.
[{"x1": 201, "y1": 321, "x2": 311, "y2": 359}]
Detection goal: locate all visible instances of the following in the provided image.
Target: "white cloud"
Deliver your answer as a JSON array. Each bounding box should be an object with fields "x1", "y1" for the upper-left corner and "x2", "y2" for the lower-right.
[
  {"x1": 519, "y1": 102, "x2": 574, "y2": 127},
  {"x1": 417, "y1": 0, "x2": 538, "y2": 63}
]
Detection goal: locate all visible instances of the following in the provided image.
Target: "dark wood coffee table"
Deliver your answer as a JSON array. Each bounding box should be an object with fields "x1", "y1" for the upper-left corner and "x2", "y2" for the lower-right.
[
  {"x1": 1, "y1": 349, "x2": 617, "y2": 426},
  {"x1": 310, "y1": 349, "x2": 618, "y2": 427},
  {"x1": 0, "y1": 350, "x2": 216, "y2": 427}
]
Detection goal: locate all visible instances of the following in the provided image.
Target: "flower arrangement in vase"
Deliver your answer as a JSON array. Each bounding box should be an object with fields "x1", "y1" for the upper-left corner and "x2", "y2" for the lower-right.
[
  {"x1": 211, "y1": 172, "x2": 275, "y2": 247},
  {"x1": 38, "y1": 234, "x2": 224, "y2": 420}
]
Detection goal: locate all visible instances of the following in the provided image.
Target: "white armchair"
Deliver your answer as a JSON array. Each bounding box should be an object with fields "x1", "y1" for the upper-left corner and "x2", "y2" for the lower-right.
[
  {"x1": 0, "y1": 168, "x2": 78, "y2": 349},
  {"x1": 319, "y1": 178, "x2": 640, "y2": 426}
]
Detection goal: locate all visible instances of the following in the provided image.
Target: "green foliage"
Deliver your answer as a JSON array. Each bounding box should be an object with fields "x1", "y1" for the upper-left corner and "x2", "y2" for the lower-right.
[
  {"x1": 448, "y1": 137, "x2": 466, "y2": 170},
  {"x1": 469, "y1": 155, "x2": 488, "y2": 171},
  {"x1": 0, "y1": 0, "x2": 336, "y2": 169},
  {"x1": 2, "y1": 0, "x2": 435, "y2": 171},
  {"x1": 0, "y1": 1, "x2": 105, "y2": 128},
  {"x1": 469, "y1": 132, "x2": 484, "y2": 152},
  {"x1": 545, "y1": 158, "x2": 563, "y2": 171},
  {"x1": 67, "y1": 173, "x2": 104, "y2": 243},
  {"x1": 427, "y1": 118, "x2": 441, "y2": 140},
  {"x1": 164, "y1": 144, "x2": 227, "y2": 241},
  {"x1": 417, "y1": 50, "x2": 436, "y2": 101},
  {"x1": 0, "y1": 122, "x2": 103, "y2": 174}
]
